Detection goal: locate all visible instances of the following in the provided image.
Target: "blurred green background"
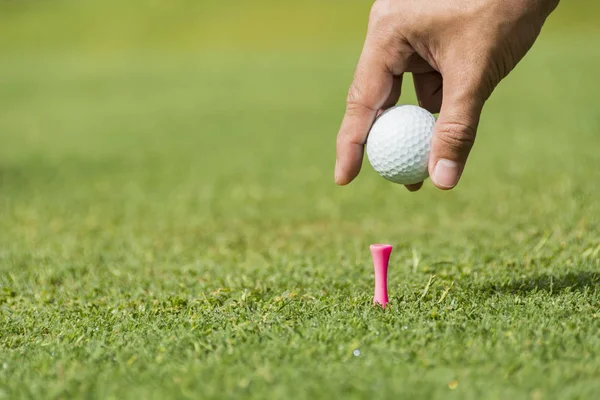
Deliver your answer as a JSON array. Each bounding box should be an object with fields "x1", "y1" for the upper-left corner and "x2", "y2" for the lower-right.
[{"x1": 1, "y1": 1, "x2": 599, "y2": 399}]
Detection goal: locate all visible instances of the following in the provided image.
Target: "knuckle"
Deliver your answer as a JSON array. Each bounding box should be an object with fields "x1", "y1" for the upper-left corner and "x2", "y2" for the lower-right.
[
  {"x1": 337, "y1": 126, "x2": 364, "y2": 146},
  {"x1": 369, "y1": 0, "x2": 405, "y2": 31},
  {"x1": 369, "y1": 0, "x2": 392, "y2": 23},
  {"x1": 366, "y1": 1, "x2": 411, "y2": 70},
  {"x1": 346, "y1": 85, "x2": 376, "y2": 114},
  {"x1": 436, "y1": 122, "x2": 477, "y2": 152},
  {"x1": 346, "y1": 83, "x2": 363, "y2": 106}
]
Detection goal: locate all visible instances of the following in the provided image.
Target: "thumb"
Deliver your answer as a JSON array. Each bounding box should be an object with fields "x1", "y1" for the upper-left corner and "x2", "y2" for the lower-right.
[{"x1": 428, "y1": 80, "x2": 485, "y2": 190}]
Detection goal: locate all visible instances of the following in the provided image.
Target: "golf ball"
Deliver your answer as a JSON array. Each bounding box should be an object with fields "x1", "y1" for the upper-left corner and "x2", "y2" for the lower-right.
[{"x1": 366, "y1": 105, "x2": 436, "y2": 185}]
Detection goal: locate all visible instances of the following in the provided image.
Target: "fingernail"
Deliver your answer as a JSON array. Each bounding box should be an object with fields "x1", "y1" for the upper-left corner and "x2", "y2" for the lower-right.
[
  {"x1": 432, "y1": 159, "x2": 462, "y2": 189},
  {"x1": 334, "y1": 159, "x2": 341, "y2": 183}
]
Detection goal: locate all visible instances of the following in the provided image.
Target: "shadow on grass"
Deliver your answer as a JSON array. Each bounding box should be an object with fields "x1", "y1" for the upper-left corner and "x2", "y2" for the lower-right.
[{"x1": 486, "y1": 271, "x2": 600, "y2": 296}]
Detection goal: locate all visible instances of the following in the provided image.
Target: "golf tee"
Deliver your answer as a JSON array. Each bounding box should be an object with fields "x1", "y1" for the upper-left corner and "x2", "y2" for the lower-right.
[{"x1": 370, "y1": 244, "x2": 392, "y2": 308}]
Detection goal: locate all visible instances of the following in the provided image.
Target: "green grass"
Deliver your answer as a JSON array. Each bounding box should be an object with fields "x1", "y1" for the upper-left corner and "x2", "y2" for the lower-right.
[{"x1": 1, "y1": 1, "x2": 600, "y2": 399}]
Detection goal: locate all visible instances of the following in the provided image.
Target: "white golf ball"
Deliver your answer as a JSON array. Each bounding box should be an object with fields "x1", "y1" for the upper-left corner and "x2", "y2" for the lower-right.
[{"x1": 366, "y1": 105, "x2": 436, "y2": 185}]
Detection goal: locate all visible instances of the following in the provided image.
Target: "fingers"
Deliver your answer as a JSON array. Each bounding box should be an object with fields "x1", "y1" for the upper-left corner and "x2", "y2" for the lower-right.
[
  {"x1": 399, "y1": 72, "x2": 442, "y2": 192},
  {"x1": 335, "y1": 37, "x2": 413, "y2": 186},
  {"x1": 381, "y1": 74, "x2": 404, "y2": 113},
  {"x1": 405, "y1": 182, "x2": 423, "y2": 192},
  {"x1": 428, "y1": 76, "x2": 484, "y2": 190},
  {"x1": 413, "y1": 71, "x2": 443, "y2": 114},
  {"x1": 334, "y1": 51, "x2": 395, "y2": 185}
]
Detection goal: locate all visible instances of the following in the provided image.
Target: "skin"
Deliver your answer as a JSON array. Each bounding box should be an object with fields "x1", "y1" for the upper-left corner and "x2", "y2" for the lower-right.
[{"x1": 334, "y1": 0, "x2": 560, "y2": 191}]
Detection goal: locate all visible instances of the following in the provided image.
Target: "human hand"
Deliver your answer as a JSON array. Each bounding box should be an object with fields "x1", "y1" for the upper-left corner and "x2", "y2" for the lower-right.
[{"x1": 334, "y1": 0, "x2": 559, "y2": 191}]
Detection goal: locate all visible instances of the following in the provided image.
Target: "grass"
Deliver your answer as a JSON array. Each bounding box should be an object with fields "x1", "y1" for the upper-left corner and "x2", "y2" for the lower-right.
[{"x1": 1, "y1": 1, "x2": 600, "y2": 399}]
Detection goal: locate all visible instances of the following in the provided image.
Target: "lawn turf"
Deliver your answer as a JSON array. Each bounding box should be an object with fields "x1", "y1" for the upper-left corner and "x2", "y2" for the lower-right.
[{"x1": 1, "y1": 1, "x2": 600, "y2": 399}]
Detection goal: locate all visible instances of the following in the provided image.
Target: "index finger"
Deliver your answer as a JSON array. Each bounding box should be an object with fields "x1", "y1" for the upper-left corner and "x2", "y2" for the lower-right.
[{"x1": 334, "y1": 42, "x2": 412, "y2": 185}]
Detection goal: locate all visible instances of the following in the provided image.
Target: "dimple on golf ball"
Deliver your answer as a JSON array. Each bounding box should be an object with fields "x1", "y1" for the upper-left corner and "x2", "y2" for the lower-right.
[{"x1": 366, "y1": 105, "x2": 436, "y2": 185}]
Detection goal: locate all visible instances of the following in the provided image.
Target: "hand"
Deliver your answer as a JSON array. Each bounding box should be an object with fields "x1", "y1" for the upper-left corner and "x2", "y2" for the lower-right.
[{"x1": 334, "y1": 0, "x2": 559, "y2": 191}]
